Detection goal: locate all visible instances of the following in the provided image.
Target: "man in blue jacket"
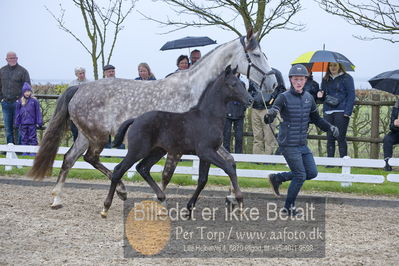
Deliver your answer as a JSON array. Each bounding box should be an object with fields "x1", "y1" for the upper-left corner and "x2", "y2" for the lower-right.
[{"x1": 264, "y1": 64, "x2": 339, "y2": 215}]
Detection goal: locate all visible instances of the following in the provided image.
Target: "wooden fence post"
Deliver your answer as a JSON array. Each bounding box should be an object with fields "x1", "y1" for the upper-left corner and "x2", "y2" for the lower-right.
[{"x1": 370, "y1": 94, "x2": 380, "y2": 159}]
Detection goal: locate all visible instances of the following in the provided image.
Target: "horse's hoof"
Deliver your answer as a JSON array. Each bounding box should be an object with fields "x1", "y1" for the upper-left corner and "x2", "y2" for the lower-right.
[
  {"x1": 100, "y1": 210, "x2": 108, "y2": 218},
  {"x1": 116, "y1": 191, "x2": 127, "y2": 201},
  {"x1": 50, "y1": 204, "x2": 63, "y2": 210}
]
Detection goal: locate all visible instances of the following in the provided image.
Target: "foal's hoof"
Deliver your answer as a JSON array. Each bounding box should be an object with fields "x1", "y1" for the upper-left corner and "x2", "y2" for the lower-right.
[
  {"x1": 116, "y1": 191, "x2": 127, "y2": 201},
  {"x1": 225, "y1": 195, "x2": 238, "y2": 206},
  {"x1": 152, "y1": 194, "x2": 167, "y2": 206},
  {"x1": 160, "y1": 200, "x2": 168, "y2": 208},
  {"x1": 225, "y1": 199, "x2": 236, "y2": 211}
]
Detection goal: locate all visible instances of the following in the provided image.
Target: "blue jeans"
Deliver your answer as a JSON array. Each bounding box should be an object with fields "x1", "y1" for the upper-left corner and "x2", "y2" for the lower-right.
[
  {"x1": 1, "y1": 101, "x2": 18, "y2": 144},
  {"x1": 275, "y1": 145, "x2": 318, "y2": 209}
]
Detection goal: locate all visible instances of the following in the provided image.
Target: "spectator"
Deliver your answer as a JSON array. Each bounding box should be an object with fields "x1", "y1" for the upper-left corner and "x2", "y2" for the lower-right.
[
  {"x1": 0, "y1": 51, "x2": 30, "y2": 144},
  {"x1": 303, "y1": 68, "x2": 321, "y2": 103},
  {"x1": 103, "y1": 64, "x2": 116, "y2": 78},
  {"x1": 165, "y1": 55, "x2": 189, "y2": 78},
  {"x1": 15, "y1": 83, "x2": 43, "y2": 155},
  {"x1": 135, "y1": 63, "x2": 156, "y2": 80},
  {"x1": 69, "y1": 67, "x2": 88, "y2": 86},
  {"x1": 190, "y1": 49, "x2": 201, "y2": 65},
  {"x1": 69, "y1": 67, "x2": 89, "y2": 141},
  {"x1": 223, "y1": 74, "x2": 246, "y2": 153},
  {"x1": 102, "y1": 64, "x2": 123, "y2": 149},
  {"x1": 319, "y1": 62, "x2": 355, "y2": 160},
  {"x1": 248, "y1": 67, "x2": 285, "y2": 155},
  {"x1": 383, "y1": 99, "x2": 399, "y2": 171},
  {"x1": 265, "y1": 64, "x2": 339, "y2": 216},
  {"x1": 176, "y1": 55, "x2": 189, "y2": 71}
]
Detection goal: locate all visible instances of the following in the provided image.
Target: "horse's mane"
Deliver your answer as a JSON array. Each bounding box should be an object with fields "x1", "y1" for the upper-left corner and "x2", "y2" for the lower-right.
[{"x1": 189, "y1": 70, "x2": 225, "y2": 111}]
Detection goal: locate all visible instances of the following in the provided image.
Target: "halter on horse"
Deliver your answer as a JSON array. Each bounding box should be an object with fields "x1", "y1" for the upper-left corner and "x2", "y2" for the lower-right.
[{"x1": 28, "y1": 29, "x2": 277, "y2": 209}]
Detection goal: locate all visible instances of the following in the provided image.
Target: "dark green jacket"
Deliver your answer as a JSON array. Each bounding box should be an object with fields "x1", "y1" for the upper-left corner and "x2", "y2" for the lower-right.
[{"x1": 0, "y1": 63, "x2": 30, "y2": 102}]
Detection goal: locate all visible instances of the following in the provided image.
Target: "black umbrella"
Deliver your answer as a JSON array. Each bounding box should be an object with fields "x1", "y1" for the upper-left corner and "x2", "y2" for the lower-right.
[
  {"x1": 160, "y1": 36, "x2": 217, "y2": 51},
  {"x1": 369, "y1": 69, "x2": 399, "y2": 95}
]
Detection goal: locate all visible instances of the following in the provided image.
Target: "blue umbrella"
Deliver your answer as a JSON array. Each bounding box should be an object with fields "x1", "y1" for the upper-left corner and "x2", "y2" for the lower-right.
[{"x1": 160, "y1": 36, "x2": 217, "y2": 51}]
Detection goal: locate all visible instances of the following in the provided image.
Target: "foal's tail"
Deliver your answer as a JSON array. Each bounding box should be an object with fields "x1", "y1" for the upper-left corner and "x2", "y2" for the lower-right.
[
  {"x1": 28, "y1": 86, "x2": 80, "y2": 180},
  {"x1": 113, "y1": 118, "x2": 135, "y2": 148}
]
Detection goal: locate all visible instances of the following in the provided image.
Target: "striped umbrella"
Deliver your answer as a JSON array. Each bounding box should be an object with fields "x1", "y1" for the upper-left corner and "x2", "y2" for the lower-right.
[{"x1": 291, "y1": 50, "x2": 355, "y2": 72}]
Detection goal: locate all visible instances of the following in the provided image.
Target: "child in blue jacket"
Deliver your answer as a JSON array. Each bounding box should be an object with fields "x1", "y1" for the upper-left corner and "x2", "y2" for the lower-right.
[{"x1": 15, "y1": 82, "x2": 43, "y2": 153}]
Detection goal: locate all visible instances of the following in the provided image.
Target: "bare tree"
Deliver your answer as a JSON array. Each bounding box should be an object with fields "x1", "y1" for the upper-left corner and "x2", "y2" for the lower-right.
[
  {"x1": 316, "y1": 0, "x2": 399, "y2": 43},
  {"x1": 46, "y1": 0, "x2": 137, "y2": 79},
  {"x1": 140, "y1": 0, "x2": 304, "y2": 41}
]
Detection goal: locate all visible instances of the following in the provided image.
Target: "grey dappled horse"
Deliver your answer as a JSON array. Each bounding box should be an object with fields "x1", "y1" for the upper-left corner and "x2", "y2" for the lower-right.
[
  {"x1": 28, "y1": 30, "x2": 277, "y2": 208},
  {"x1": 101, "y1": 65, "x2": 253, "y2": 218}
]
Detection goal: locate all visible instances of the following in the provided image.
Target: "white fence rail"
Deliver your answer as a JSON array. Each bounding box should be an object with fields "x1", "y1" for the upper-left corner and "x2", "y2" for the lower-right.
[
  {"x1": 0, "y1": 144, "x2": 394, "y2": 186},
  {"x1": 386, "y1": 158, "x2": 399, "y2": 183}
]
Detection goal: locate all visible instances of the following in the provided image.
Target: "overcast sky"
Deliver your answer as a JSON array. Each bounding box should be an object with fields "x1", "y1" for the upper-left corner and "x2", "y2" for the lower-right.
[{"x1": 1, "y1": 0, "x2": 397, "y2": 89}]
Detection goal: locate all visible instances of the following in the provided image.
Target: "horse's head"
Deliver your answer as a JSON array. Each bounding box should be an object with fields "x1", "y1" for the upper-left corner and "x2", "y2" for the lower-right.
[
  {"x1": 224, "y1": 65, "x2": 253, "y2": 107},
  {"x1": 236, "y1": 29, "x2": 277, "y2": 94}
]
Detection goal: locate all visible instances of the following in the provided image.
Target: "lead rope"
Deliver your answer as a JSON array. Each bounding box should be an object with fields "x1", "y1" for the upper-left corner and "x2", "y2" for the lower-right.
[{"x1": 259, "y1": 86, "x2": 280, "y2": 141}]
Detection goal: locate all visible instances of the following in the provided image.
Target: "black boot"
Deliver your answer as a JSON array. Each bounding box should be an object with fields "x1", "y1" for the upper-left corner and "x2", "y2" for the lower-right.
[
  {"x1": 384, "y1": 158, "x2": 392, "y2": 171},
  {"x1": 268, "y1": 173, "x2": 281, "y2": 197}
]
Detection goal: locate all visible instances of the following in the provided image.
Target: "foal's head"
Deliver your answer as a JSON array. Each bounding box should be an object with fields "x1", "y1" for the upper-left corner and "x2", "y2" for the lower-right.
[{"x1": 222, "y1": 65, "x2": 253, "y2": 107}]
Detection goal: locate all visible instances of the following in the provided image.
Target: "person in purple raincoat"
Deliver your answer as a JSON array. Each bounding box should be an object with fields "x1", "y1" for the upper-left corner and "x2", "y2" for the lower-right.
[{"x1": 15, "y1": 82, "x2": 43, "y2": 152}]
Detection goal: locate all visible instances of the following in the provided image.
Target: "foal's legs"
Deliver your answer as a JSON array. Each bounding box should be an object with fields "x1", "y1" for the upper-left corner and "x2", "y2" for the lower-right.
[
  {"x1": 198, "y1": 148, "x2": 243, "y2": 205},
  {"x1": 101, "y1": 150, "x2": 143, "y2": 218},
  {"x1": 161, "y1": 153, "x2": 182, "y2": 191},
  {"x1": 51, "y1": 134, "x2": 89, "y2": 208},
  {"x1": 216, "y1": 146, "x2": 239, "y2": 202},
  {"x1": 161, "y1": 147, "x2": 237, "y2": 202},
  {"x1": 136, "y1": 148, "x2": 168, "y2": 202},
  {"x1": 187, "y1": 159, "x2": 210, "y2": 212},
  {"x1": 83, "y1": 140, "x2": 127, "y2": 200}
]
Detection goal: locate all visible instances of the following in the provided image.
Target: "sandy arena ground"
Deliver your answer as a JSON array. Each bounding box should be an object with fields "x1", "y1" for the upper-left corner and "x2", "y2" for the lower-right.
[{"x1": 0, "y1": 175, "x2": 398, "y2": 265}]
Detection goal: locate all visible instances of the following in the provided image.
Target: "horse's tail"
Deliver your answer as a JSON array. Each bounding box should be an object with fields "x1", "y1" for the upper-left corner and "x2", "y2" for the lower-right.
[
  {"x1": 28, "y1": 86, "x2": 80, "y2": 180},
  {"x1": 113, "y1": 118, "x2": 135, "y2": 148}
]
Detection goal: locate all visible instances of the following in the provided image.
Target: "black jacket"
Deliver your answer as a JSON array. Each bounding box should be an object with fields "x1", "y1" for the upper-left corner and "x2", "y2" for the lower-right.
[
  {"x1": 303, "y1": 75, "x2": 321, "y2": 103},
  {"x1": 226, "y1": 79, "x2": 246, "y2": 119},
  {"x1": 389, "y1": 106, "x2": 399, "y2": 133},
  {"x1": 226, "y1": 101, "x2": 246, "y2": 120},
  {"x1": 266, "y1": 87, "x2": 331, "y2": 147},
  {"x1": 248, "y1": 67, "x2": 285, "y2": 110},
  {"x1": 0, "y1": 63, "x2": 30, "y2": 102}
]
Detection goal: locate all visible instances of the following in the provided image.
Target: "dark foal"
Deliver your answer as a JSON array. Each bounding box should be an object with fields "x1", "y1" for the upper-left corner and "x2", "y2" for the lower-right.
[
  {"x1": 101, "y1": 65, "x2": 253, "y2": 217},
  {"x1": 159, "y1": 83, "x2": 287, "y2": 194}
]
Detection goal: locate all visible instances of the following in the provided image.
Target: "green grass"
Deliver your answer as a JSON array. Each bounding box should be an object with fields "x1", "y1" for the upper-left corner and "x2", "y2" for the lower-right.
[{"x1": 1, "y1": 155, "x2": 398, "y2": 197}]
